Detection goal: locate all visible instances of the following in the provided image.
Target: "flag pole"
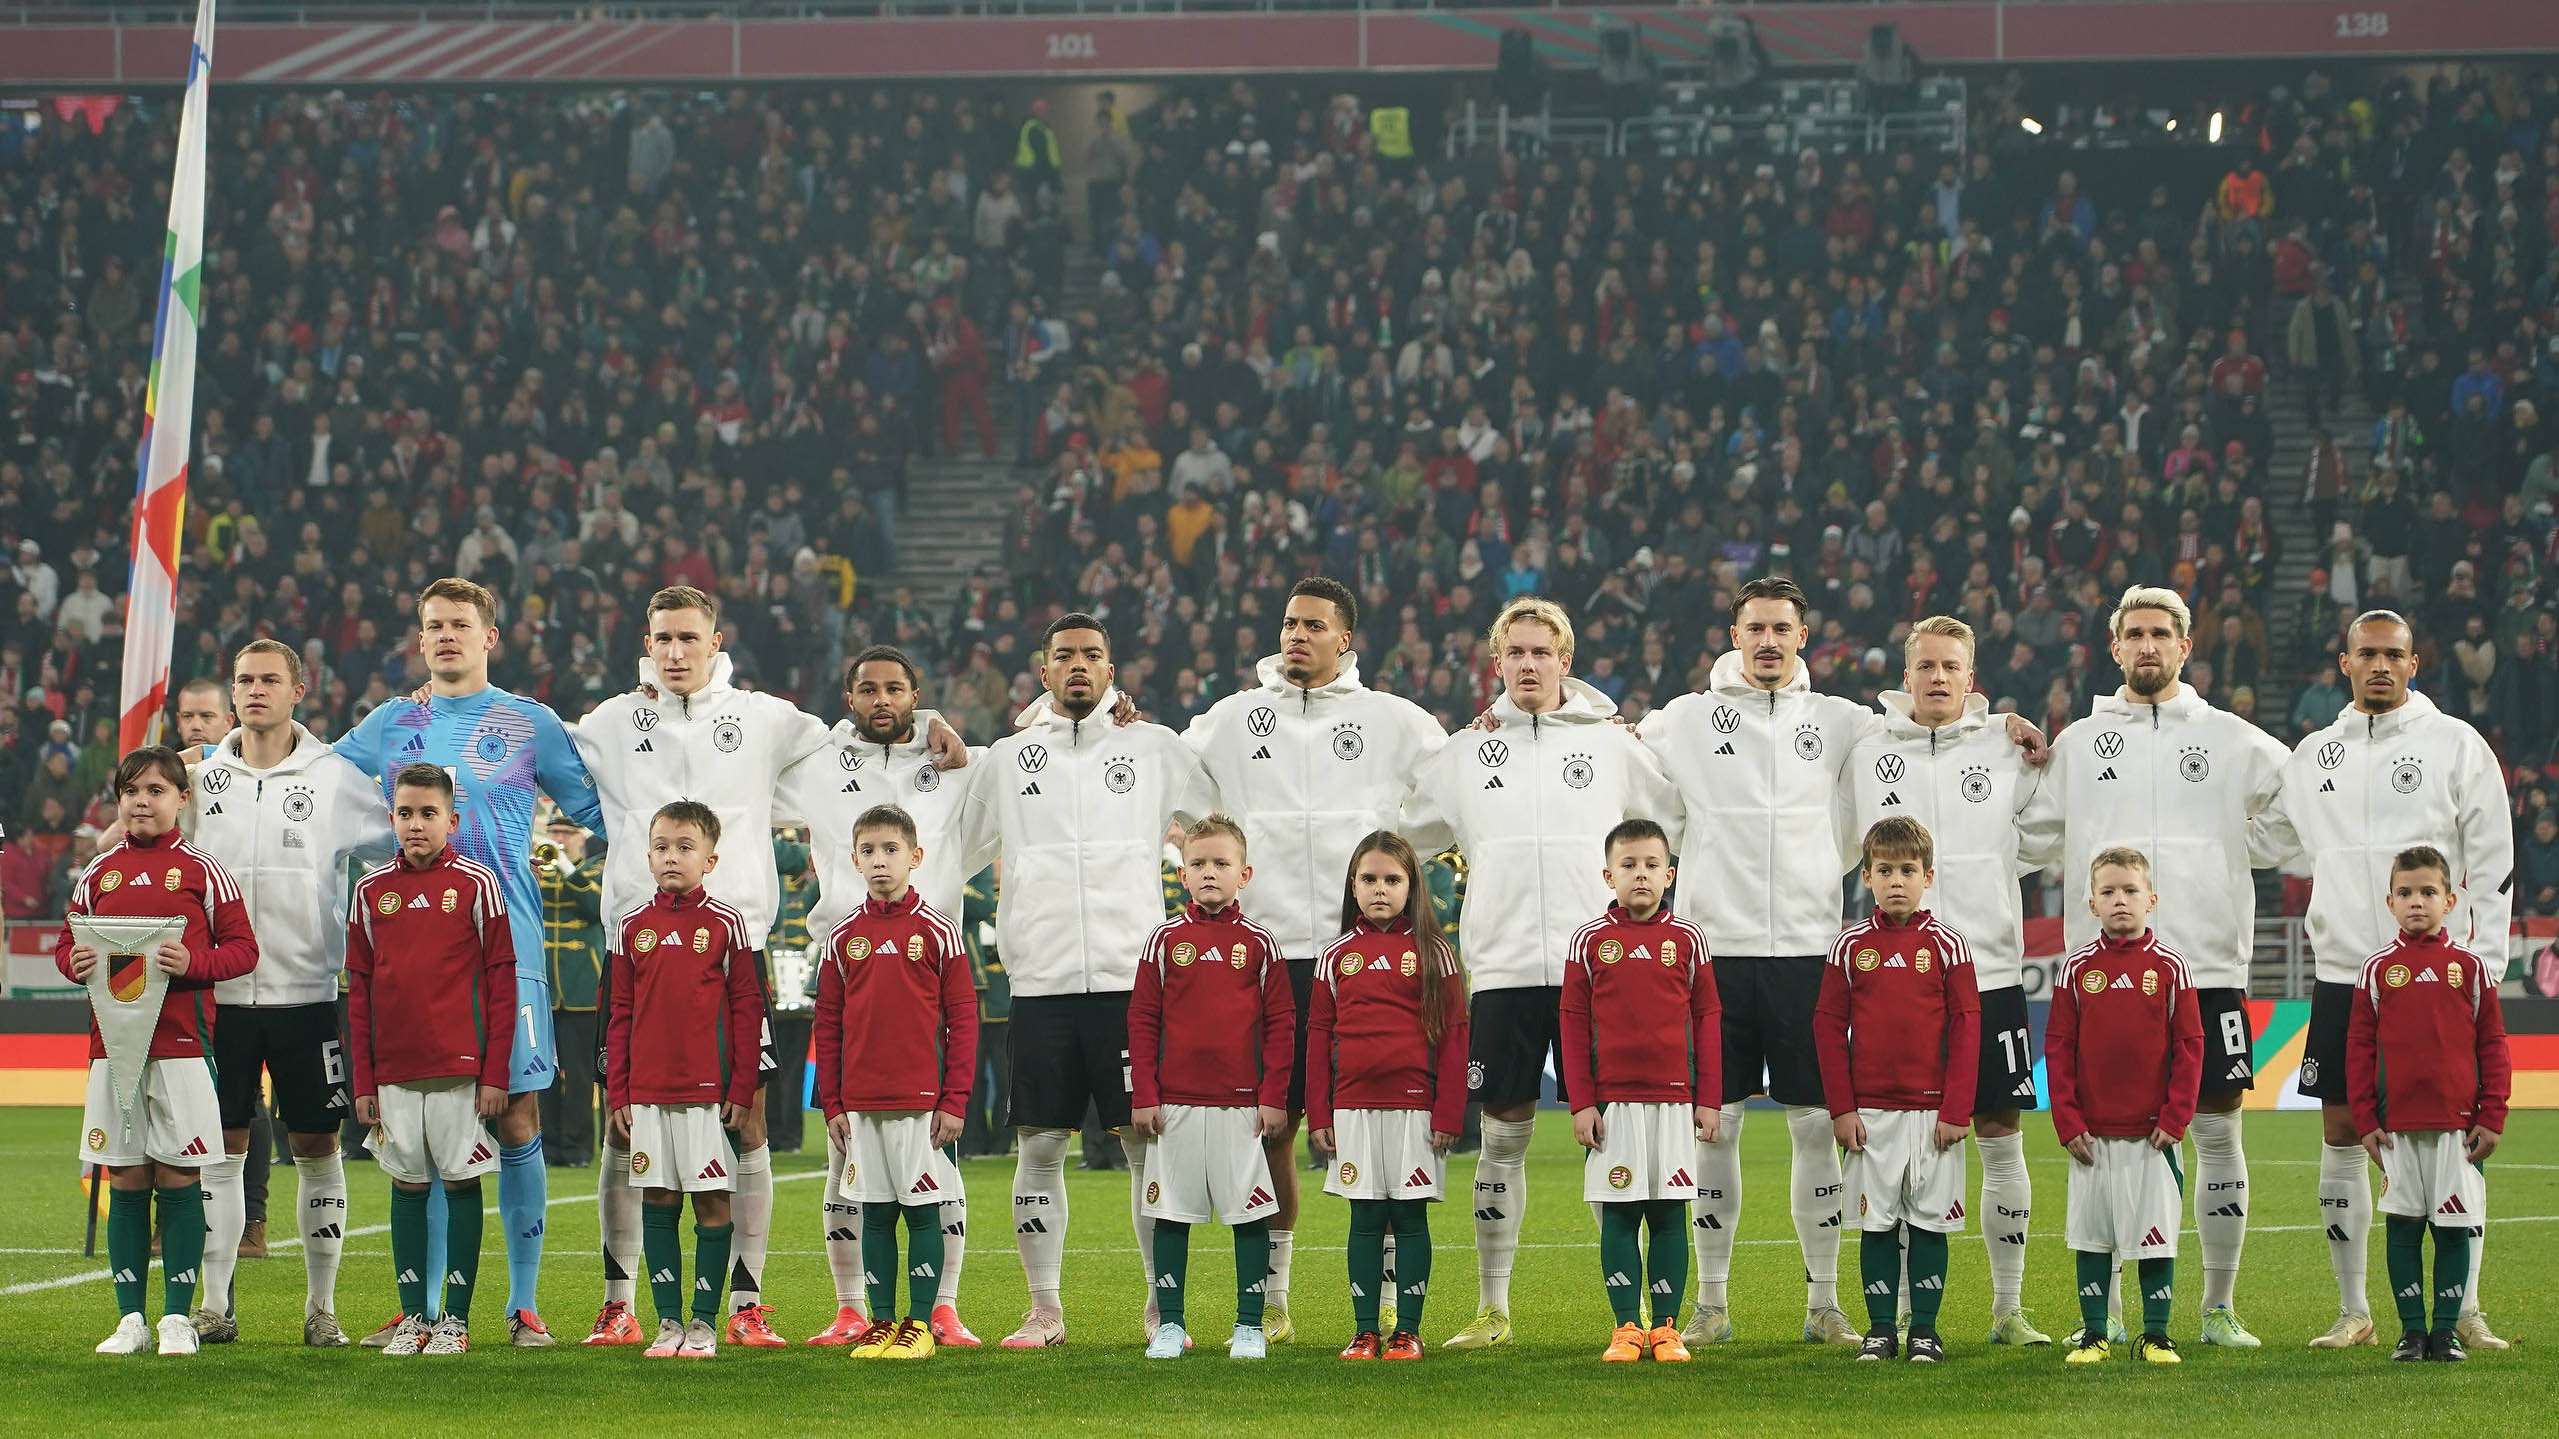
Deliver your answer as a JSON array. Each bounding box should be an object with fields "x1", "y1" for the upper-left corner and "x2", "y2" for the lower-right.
[{"x1": 116, "y1": 0, "x2": 217, "y2": 754}]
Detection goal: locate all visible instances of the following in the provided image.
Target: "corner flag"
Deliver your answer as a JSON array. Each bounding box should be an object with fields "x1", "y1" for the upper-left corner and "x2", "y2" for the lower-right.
[{"x1": 117, "y1": 0, "x2": 216, "y2": 752}]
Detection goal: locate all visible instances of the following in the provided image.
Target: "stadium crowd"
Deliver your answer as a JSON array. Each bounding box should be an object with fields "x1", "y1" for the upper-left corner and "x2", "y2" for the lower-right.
[{"x1": 4, "y1": 66, "x2": 2559, "y2": 919}]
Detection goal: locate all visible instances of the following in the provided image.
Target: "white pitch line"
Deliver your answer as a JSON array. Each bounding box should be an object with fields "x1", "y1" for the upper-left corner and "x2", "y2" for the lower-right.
[{"x1": 1, "y1": 1170, "x2": 829, "y2": 1298}]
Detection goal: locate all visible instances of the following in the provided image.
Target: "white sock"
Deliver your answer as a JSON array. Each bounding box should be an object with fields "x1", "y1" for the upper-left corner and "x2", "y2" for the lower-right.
[
  {"x1": 2462, "y1": 1224, "x2": 2484, "y2": 1320},
  {"x1": 824, "y1": 1134, "x2": 863, "y2": 1311},
  {"x1": 2318, "y1": 1142, "x2": 2372, "y2": 1318},
  {"x1": 1266, "y1": 1229, "x2": 1294, "y2": 1307},
  {"x1": 938, "y1": 1183, "x2": 966, "y2": 1309},
  {"x1": 1474, "y1": 1115, "x2": 1534, "y2": 1314},
  {"x1": 294, "y1": 1152, "x2": 347, "y2": 1318},
  {"x1": 1124, "y1": 1132, "x2": 1157, "y2": 1308},
  {"x1": 1012, "y1": 1129, "x2": 1070, "y2": 1310},
  {"x1": 201, "y1": 1154, "x2": 246, "y2": 1315},
  {"x1": 1786, "y1": 1105, "x2": 1844, "y2": 1312},
  {"x1": 1380, "y1": 1232, "x2": 1397, "y2": 1295},
  {"x1": 2190, "y1": 1110, "x2": 2246, "y2": 1312},
  {"x1": 729, "y1": 1143, "x2": 772, "y2": 1312},
  {"x1": 1694, "y1": 1104, "x2": 1744, "y2": 1309},
  {"x1": 599, "y1": 1144, "x2": 640, "y2": 1307},
  {"x1": 1978, "y1": 1132, "x2": 2031, "y2": 1315}
]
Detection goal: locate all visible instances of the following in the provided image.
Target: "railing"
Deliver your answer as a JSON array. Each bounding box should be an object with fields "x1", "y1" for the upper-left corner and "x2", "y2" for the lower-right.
[
  {"x1": 1445, "y1": 94, "x2": 1964, "y2": 162},
  {"x1": 2, "y1": 0, "x2": 1930, "y2": 23}
]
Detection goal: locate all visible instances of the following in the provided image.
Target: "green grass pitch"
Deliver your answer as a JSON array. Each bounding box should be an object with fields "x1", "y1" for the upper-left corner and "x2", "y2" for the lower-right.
[{"x1": 2, "y1": 1108, "x2": 2550, "y2": 1434}]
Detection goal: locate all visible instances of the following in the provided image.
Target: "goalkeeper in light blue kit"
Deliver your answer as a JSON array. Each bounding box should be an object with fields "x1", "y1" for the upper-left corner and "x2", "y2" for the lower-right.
[{"x1": 334, "y1": 577, "x2": 605, "y2": 1347}]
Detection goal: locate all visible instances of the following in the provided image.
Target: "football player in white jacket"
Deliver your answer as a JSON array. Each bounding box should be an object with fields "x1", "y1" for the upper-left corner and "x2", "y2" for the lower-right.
[
  {"x1": 2046, "y1": 585, "x2": 2288, "y2": 1349},
  {"x1": 953, "y1": 612, "x2": 1218, "y2": 1350},
  {"x1": 2265, "y1": 611, "x2": 2512, "y2": 1352},
  {"x1": 186, "y1": 638, "x2": 394, "y2": 1347},
  {"x1": 774, "y1": 643, "x2": 993, "y2": 1348},
  {"x1": 1181, "y1": 577, "x2": 1446, "y2": 1341},
  {"x1": 570, "y1": 586, "x2": 830, "y2": 1350},
  {"x1": 1400, "y1": 596, "x2": 1683, "y2": 1351},
  {"x1": 1839, "y1": 616, "x2": 2062, "y2": 1347}
]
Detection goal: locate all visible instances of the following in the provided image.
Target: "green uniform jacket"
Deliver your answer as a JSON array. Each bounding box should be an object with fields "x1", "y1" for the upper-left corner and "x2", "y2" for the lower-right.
[
  {"x1": 542, "y1": 854, "x2": 606, "y2": 1011},
  {"x1": 772, "y1": 834, "x2": 815, "y2": 955},
  {"x1": 964, "y1": 865, "x2": 1010, "y2": 1022}
]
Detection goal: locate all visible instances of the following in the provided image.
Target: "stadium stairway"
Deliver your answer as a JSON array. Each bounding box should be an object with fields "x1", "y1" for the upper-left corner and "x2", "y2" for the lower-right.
[{"x1": 878, "y1": 379, "x2": 1022, "y2": 617}]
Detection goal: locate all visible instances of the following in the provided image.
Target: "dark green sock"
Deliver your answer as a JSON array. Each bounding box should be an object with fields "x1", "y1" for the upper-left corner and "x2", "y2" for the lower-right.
[
  {"x1": 444, "y1": 1180, "x2": 484, "y2": 1320},
  {"x1": 903, "y1": 1203, "x2": 944, "y2": 1319},
  {"x1": 1389, "y1": 1200, "x2": 1432, "y2": 1334},
  {"x1": 108, "y1": 1186, "x2": 151, "y2": 1316},
  {"x1": 391, "y1": 1185, "x2": 431, "y2": 1318},
  {"x1": 692, "y1": 1222, "x2": 734, "y2": 1325},
  {"x1": 2075, "y1": 1250, "x2": 2113, "y2": 1336},
  {"x1": 1151, "y1": 1219, "x2": 1190, "y2": 1329},
  {"x1": 1862, "y1": 1226, "x2": 1903, "y2": 1329},
  {"x1": 1235, "y1": 1219, "x2": 1270, "y2": 1327},
  {"x1": 2429, "y1": 1224, "x2": 2471, "y2": 1333},
  {"x1": 1599, "y1": 1204, "x2": 1645, "y2": 1325},
  {"x1": 1645, "y1": 1200, "x2": 1687, "y2": 1330},
  {"x1": 861, "y1": 1199, "x2": 901, "y2": 1321},
  {"x1": 157, "y1": 1184, "x2": 204, "y2": 1317},
  {"x1": 2137, "y1": 1257, "x2": 2174, "y2": 1335},
  {"x1": 1906, "y1": 1226, "x2": 1949, "y2": 1332},
  {"x1": 2384, "y1": 1214, "x2": 2426, "y2": 1331},
  {"x1": 1347, "y1": 1201, "x2": 1387, "y2": 1332},
  {"x1": 643, "y1": 1201, "x2": 685, "y2": 1323}
]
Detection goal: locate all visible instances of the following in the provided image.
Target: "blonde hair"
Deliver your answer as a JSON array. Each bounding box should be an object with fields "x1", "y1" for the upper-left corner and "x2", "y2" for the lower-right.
[
  {"x1": 649, "y1": 584, "x2": 718, "y2": 627},
  {"x1": 2108, "y1": 585, "x2": 2191, "y2": 641},
  {"x1": 1182, "y1": 813, "x2": 1250, "y2": 859},
  {"x1": 1488, "y1": 596, "x2": 1576, "y2": 662},
  {"x1": 2090, "y1": 846, "x2": 2154, "y2": 884},
  {"x1": 1903, "y1": 614, "x2": 1976, "y2": 666}
]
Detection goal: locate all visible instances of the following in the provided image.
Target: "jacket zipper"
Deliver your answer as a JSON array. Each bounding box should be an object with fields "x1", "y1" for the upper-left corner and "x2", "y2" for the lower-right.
[
  {"x1": 249, "y1": 775, "x2": 264, "y2": 1006},
  {"x1": 1299, "y1": 683, "x2": 1316, "y2": 961},
  {"x1": 1531, "y1": 708, "x2": 1549, "y2": 985},
  {"x1": 1766, "y1": 689, "x2": 1778, "y2": 949},
  {"x1": 1071, "y1": 711, "x2": 1089, "y2": 994}
]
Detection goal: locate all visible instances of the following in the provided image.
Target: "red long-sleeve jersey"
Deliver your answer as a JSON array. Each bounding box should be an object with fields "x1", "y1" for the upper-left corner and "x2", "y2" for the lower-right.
[
  {"x1": 2046, "y1": 930, "x2": 2203, "y2": 1144},
  {"x1": 608, "y1": 887, "x2": 763, "y2": 1109},
  {"x1": 1815, "y1": 909, "x2": 1981, "y2": 1123},
  {"x1": 345, "y1": 848, "x2": 515, "y2": 1095},
  {"x1": 1560, "y1": 904, "x2": 1720, "y2": 1107},
  {"x1": 814, "y1": 887, "x2": 977, "y2": 1118},
  {"x1": 2348, "y1": 929, "x2": 2511, "y2": 1136},
  {"x1": 1304, "y1": 917, "x2": 1470, "y2": 1134},
  {"x1": 1129, "y1": 903, "x2": 1292, "y2": 1109},
  {"x1": 55, "y1": 830, "x2": 258, "y2": 1060}
]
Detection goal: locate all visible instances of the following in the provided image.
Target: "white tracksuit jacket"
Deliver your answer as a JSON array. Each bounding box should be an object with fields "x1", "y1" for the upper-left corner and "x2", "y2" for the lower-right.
[
  {"x1": 1838, "y1": 691, "x2": 2059, "y2": 992},
  {"x1": 955, "y1": 687, "x2": 1217, "y2": 997},
  {"x1": 1400, "y1": 678, "x2": 1682, "y2": 992},
  {"x1": 573, "y1": 653, "x2": 830, "y2": 949},
  {"x1": 1183, "y1": 654, "x2": 1448, "y2": 959},
  {"x1": 2049, "y1": 686, "x2": 2289, "y2": 990},
  {"x1": 774, "y1": 709, "x2": 991, "y2": 946},
  {"x1": 189, "y1": 724, "x2": 396, "y2": 1007},
  {"x1": 1640, "y1": 651, "x2": 1877, "y2": 959},
  {"x1": 2267, "y1": 689, "x2": 2513, "y2": 984}
]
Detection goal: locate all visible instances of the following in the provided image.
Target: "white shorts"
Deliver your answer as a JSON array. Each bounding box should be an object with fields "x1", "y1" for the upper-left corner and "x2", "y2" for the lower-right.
[
  {"x1": 1145, "y1": 1104, "x2": 1278, "y2": 1225},
  {"x1": 1844, "y1": 1109, "x2": 1968, "y2": 1234},
  {"x1": 2065, "y1": 1136, "x2": 2181, "y2": 1260},
  {"x1": 833, "y1": 1111, "x2": 960, "y2": 1207},
  {"x1": 78, "y1": 1057, "x2": 220, "y2": 1168},
  {"x1": 2377, "y1": 1130, "x2": 2488, "y2": 1228},
  {"x1": 628, "y1": 1102, "x2": 738, "y2": 1193},
  {"x1": 372, "y1": 1077, "x2": 500, "y2": 1185},
  {"x1": 1582, "y1": 1101, "x2": 1698, "y2": 1203},
  {"x1": 1324, "y1": 1109, "x2": 1445, "y2": 1201}
]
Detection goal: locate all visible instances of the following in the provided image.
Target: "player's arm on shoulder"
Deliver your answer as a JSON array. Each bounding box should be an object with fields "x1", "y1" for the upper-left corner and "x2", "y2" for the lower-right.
[
  {"x1": 530, "y1": 699, "x2": 607, "y2": 829},
  {"x1": 1395, "y1": 741, "x2": 1458, "y2": 854},
  {"x1": 2453, "y1": 727, "x2": 2515, "y2": 955},
  {"x1": 1162, "y1": 724, "x2": 1220, "y2": 827},
  {"x1": 1620, "y1": 724, "x2": 1684, "y2": 850}
]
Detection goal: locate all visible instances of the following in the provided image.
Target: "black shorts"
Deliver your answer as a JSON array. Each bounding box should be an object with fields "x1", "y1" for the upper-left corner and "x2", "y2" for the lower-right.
[
  {"x1": 213, "y1": 1001, "x2": 350, "y2": 1134},
  {"x1": 1975, "y1": 984, "x2": 2039, "y2": 1114},
  {"x1": 1008, "y1": 992, "x2": 1132, "y2": 1132},
  {"x1": 2197, "y1": 986, "x2": 2255, "y2": 1099},
  {"x1": 752, "y1": 949, "x2": 778, "y2": 1076},
  {"x1": 1284, "y1": 957, "x2": 1315, "y2": 1117},
  {"x1": 1717, "y1": 956, "x2": 1827, "y2": 1108},
  {"x1": 2297, "y1": 979, "x2": 2354, "y2": 1103},
  {"x1": 1469, "y1": 986, "x2": 1564, "y2": 1109}
]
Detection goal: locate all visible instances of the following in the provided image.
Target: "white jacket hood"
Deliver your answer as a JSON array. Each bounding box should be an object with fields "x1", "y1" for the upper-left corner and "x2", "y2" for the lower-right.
[
  {"x1": 1253, "y1": 650, "x2": 1367, "y2": 699},
  {"x1": 1014, "y1": 684, "x2": 1124, "y2": 735},
  {"x1": 1876, "y1": 688, "x2": 1991, "y2": 739},
  {"x1": 638, "y1": 650, "x2": 736, "y2": 708},
  {"x1": 1489, "y1": 674, "x2": 1618, "y2": 727},
  {"x1": 1711, "y1": 648, "x2": 1808, "y2": 698}
]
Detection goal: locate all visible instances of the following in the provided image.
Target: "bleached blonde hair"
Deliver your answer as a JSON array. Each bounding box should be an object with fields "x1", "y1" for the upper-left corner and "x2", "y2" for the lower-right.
[
  {"x1": 2108, "y1": 585, "x2": 2192, "y2": 641},
  {"x1": 1489, "y1": 596, "x2": 1576, "y2": 663},
  {"x1": 1903, "y1": 614, "x2": 1977, "y2": 666}
]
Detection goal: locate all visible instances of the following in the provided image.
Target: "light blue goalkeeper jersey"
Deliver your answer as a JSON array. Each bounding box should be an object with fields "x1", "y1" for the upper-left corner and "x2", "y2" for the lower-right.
[{"x1": 335, "y1": 686, "x2": 604, "y2": 979}]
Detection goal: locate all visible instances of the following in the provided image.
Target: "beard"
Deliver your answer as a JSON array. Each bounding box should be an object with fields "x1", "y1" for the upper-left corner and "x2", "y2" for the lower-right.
[
  {"x1": 2125, "y1": 662, "x2": 2177, "y2": 698},
  {"x1": 856, "y1": 709, "x2": 915, "y2": 744}
]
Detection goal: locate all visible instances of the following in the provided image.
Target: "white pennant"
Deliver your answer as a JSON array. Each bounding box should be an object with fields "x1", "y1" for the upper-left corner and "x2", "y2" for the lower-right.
[{"x1": 78, "y1": 915, "x2": 185, "y2": 1142}]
